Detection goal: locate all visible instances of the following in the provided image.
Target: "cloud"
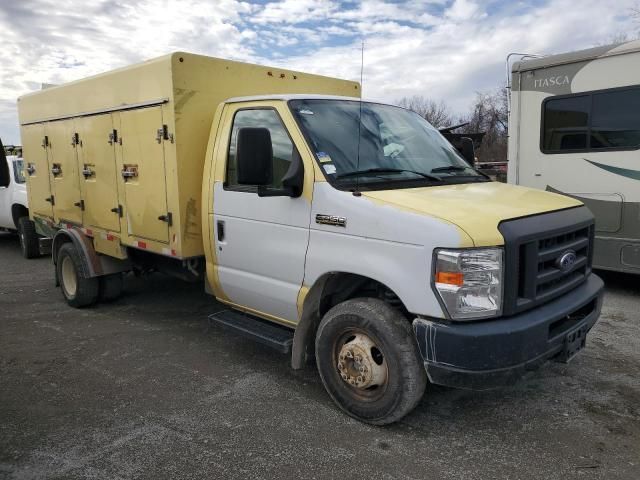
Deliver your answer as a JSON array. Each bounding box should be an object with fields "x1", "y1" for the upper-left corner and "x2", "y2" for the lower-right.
[{"x1": 0, "y1": 0, "x2": 637, "y2": 144}]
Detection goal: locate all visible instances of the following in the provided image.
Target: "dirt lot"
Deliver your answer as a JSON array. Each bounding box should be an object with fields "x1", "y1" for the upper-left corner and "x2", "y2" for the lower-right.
[{"x1": 0, "y1": 232, "x2": 638, "y2": 480}]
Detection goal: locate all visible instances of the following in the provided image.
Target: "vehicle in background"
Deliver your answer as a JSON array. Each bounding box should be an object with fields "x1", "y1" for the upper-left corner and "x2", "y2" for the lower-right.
[
  {"x1": 0, "y1": 138, "x2": 42, "y2": 258},
  {"x1": 508, "y1": 40, "x2": 640, "y2": 274},
  {"x1": 19, "y1": 52, "x2": 603, "y2": 424}
]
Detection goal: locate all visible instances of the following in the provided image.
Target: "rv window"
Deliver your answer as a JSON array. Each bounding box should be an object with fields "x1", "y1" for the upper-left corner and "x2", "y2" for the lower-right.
[
  {"x1": 542, "y1": 95, "x2": 589, "y2": 151},
  {"x1": 591, "y1": 89, "x2": 640, "y2": 149},
  {"x1": 542, "y1": 86, "x2": 640, "y2": 152}
]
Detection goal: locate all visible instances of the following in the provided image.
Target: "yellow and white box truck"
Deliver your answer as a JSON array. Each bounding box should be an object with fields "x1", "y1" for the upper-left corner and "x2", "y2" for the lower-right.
[{"x1": 19, "y1": 53, "x2": 604, "y2": 424}]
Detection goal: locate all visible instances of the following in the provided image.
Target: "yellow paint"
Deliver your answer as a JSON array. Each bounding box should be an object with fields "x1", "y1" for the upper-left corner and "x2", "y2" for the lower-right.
[
  {"x1": 21, "y1": 123, "x2": 53, "y2": 219},
  {"x1": 18, "y1": 51, "x2": 359, "y2": 260},
  {"x1": 296, "y1": 285, "x2": 310, "y2": 320},
  {"x1": 93, "y1": 234, "x2": 127, "y2": 259},
  {"x1": 76, "y1": 113, "x2": 121, "y2": 232},
  {"x1": 363, "y1": 182, "x2": 582, "y2": 246},
  {"x1": 47, "y1": 119, "x2": 83, "y2": 224}
]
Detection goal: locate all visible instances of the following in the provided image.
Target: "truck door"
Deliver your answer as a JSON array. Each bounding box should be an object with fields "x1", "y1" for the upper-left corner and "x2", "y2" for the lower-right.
[
  {"x1": 22, "y1": 123, "x2": 54, "y2": 218},
  {"x1": 47, "y1": 120, "x2": 83, "y2": 224},
  {"x1": 213, "y1": 104, "x2": 311, "y2": 323},
  {"x1": 116, "y1": 106, "x2": 169, "y2": 243},
  {"x1": 77, "y1": 114, "x2": 121, "y2": 232}
]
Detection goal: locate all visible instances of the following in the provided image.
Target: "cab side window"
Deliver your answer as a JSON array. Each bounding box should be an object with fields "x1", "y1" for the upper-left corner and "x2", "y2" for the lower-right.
[{"x1": 226, "y1": 109, "x2": 294, "y2": 191}]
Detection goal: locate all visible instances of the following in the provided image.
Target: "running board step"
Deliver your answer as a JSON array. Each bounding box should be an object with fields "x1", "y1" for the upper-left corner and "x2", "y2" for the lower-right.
[{"x1": 208, "y1": 309, "x2": 294, "y2": 354}]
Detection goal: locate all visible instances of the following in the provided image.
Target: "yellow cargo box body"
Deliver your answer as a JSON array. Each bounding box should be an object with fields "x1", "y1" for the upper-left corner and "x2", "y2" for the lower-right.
[{"x1": 18, "y1": 53, "x2": 360, "y2": 259}]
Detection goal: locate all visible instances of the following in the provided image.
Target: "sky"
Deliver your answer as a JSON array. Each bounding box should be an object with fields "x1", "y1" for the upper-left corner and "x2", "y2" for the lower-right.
[{"x1": 0, "y1": 0, "x2": 637, "y2": 144}]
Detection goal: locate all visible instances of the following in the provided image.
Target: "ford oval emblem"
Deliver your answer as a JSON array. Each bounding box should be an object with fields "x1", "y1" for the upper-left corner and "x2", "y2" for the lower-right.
[{"x1": 556, "y1": 250, "x2": 577, "y2": 273}]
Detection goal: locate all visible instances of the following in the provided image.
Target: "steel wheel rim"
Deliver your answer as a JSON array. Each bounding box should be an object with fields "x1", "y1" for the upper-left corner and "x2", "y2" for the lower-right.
[
  {"x1": 334, "y1": 329, "x2": 389, "y2": 401},
  {"x1": 61, "y1": 256, "x2": 77, "y2": 297}
]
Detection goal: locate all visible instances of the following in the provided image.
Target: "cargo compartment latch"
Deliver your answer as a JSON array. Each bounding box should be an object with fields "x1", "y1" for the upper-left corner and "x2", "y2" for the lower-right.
[
  {"x1": 51, "y1": 163, "x2": 62, "y2": 177},
  {"x1": 82, "y1": 164, "x2": 95, "y2": 179},
  {"x1": 121, "y1": 164, "x2": 138, "y2": 181},
  {"x1": 158, "y1": 212, "x2": 173, "y2": 227}
]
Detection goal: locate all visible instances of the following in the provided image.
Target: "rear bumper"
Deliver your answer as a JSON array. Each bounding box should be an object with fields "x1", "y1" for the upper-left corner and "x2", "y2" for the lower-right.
[{"x1": 413, "y1": 274, "x2": 604, "y2": 390}]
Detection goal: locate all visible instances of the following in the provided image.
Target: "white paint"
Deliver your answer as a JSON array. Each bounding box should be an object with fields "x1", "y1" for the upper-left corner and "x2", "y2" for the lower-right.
[
  {"x1": 211, "y1": 178, "x2": 468, "y2": 321},
  {"x1": 213, "y1": 182, "x2": 311, "y2": 322},
  {"x1": 0, "y1": 155, "x2": 28, "y2": 230}
]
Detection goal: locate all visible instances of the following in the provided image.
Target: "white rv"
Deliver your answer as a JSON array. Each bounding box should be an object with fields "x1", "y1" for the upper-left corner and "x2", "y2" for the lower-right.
[{"x1": 508, "y1": 41, "x2": 640, "y2": 274}]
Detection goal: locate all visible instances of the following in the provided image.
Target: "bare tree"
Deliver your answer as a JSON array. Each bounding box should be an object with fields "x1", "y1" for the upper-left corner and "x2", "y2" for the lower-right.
[
  {"x1": 396, "y1": 95, "x2": 453, "y2": 128},
  {"x1": 457, "y1": 88, "x2": 508, "y2": 163}
]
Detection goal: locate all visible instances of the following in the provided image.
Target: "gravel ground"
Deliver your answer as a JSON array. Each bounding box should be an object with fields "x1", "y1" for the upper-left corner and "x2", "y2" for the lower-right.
[{"x1": 0, "y1": 232, "x2": 638, "y2": 480}]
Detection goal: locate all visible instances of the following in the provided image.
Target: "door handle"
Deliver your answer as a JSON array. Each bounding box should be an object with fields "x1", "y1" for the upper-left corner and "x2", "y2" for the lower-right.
[{"x1": 217, "y1": 221, "x2": 225, "y2": 242}]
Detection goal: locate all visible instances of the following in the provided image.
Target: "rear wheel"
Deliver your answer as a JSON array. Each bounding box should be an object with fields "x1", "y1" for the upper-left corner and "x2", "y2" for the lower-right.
[
  {"x1": 18, "y1": 217, "x2": 40, "y2": 259},
  {"x1": 315, "y1": 297, "x2": 427, "y2": 425},
  {"x1": 56, "y1": 243, "x2": 99, "y2": 308}
]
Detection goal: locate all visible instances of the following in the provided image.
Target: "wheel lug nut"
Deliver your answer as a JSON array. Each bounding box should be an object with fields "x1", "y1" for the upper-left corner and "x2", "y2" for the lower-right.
[
  {"x1": 359, "y1": 366, "x2": 366, "y2": 373},
  {"x1": 357, "y1": 376, "x2": 364, "y2": 383},
  {"x1": 341, "y1": 373, "x2": 348, "y2": 380},
  {"x1": 346, "y1": 351, "x2": 353, "y2": 358},
  {"x1": 337, "y1": 362, "x2": 344, "y2": 370}
]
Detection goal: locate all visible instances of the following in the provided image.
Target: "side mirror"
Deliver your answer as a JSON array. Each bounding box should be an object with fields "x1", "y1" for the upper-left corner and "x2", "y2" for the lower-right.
[
  {"x1": 459, "y1": 137, "x2": 475, "y2": 166},
  {"x1": 0, "y1": 137, "x2": 10, "y2": 188},
  {"x1": 236, "y1": 127, "x2": 273, "y2": 186}
]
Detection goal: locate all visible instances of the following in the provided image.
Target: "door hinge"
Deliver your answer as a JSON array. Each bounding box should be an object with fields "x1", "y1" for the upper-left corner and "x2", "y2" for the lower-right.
[
  {"x1": 158, "y1": 212, "x2": 173, "y2": 227},
  {"x1": 71, "y1": 132, "x2": 80, "y2": 146},
  {"x1": 45, "y1": 195, "x2": 55, "y2": 205},
  {"x1": 26, "y1": 163, "x2": 36, "y2": 175},
  {"x1": 156, "y1": 124, "x2": 174, "y2": 144},
  {"x1": 73, "y1": 200, "x2": 85, "y2": 211},
  {"x1": 110, "y1": 205, "x2": 123, "y2": 217},
  {"x1": 41, "y1": 136, "x2": 49, "y2": 148},
  {"x1": 108, "y1": 129, "x2": 121, "y2": 145}
]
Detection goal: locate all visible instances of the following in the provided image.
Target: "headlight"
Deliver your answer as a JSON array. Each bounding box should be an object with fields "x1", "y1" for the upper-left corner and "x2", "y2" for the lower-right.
[{"x1": 433, "y1": 248, "x2": 503, "y2": 320}]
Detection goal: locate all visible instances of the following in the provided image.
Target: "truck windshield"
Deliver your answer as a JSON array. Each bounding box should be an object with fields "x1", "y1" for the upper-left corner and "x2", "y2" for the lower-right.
[{"x1": 289, "y1": 99, "x2": 485, "y2": 189}]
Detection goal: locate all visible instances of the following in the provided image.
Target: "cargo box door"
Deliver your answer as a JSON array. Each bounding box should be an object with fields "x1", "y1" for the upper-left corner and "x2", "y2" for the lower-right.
[
  {"x1": 117, "y1": 107, "x2": 169, "y2": 243},
  {"x1": 22, "y1": 123, "x2": 53, "y2": 218},
  {"x1": 47, "y1": 120, "x2": 83, "y2": 224},
  {"x1": 77, "y1": 114, "x2": 121, "y2": 232}
]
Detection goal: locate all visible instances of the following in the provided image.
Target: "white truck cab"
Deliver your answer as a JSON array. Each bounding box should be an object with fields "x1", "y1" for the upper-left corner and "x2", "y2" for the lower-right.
[{"x1": 0, "y1": 140, "x2": 40, "y2": 257}]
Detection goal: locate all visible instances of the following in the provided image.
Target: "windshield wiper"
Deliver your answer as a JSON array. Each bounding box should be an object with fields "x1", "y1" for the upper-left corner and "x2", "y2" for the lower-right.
[
  {"x1": 336, "y1": 168, "x2": 442, "y2": 182},
  {"x1": 430, "y1": 165, "x2": 472, "y2": 173}
]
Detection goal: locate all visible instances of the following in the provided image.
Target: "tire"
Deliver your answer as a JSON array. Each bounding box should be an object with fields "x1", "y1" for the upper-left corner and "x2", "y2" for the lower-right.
[
  {"x1": 99, "y1": 273, "x2": 123, "y2": 302},
  {"x1": 18, "y1": 217, "x2": 40, "y2": 259},
  {"x1": 315, "y1": 297, "x2": 427, "y2": 425},
  {"x1": 56, "y1": 243, "x2": 99, "y2": 308}
]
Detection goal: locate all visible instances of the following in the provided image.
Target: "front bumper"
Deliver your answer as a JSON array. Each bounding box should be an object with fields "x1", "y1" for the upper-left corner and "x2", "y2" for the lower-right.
[{"x1": 413, "y1": 273, "x2": 604, "y2": 390}]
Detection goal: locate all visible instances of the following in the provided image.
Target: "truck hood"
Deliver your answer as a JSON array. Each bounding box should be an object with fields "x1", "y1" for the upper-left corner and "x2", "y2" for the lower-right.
[{"x1": 362, "y1": 182, "x2": 582, "y2": 246}]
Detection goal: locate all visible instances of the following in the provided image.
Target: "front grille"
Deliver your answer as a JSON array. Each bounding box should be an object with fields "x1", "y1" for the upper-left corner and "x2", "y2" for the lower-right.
[{"x1": 499, "y1": 206, "x2": 595, "y2": 316}]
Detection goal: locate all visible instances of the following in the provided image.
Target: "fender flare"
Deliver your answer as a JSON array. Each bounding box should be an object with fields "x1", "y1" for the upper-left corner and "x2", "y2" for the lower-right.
[
  {"x1": 52, "y1": 228, "x2": 130, "y2": 280},
  {"x1": 52, "y1": 228, "x2": 97, "y2": 278},
  {"x1": 291, "y1": 275, "x2": 330, "y2": 370}
]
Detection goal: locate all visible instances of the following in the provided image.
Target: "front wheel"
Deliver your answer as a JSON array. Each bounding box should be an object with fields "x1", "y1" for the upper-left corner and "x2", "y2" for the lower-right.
[
  {"x1": 56, "y1": 243, "x2": 99, "y2": 308},
  {"x1": 315, "y1": 298, "x2": 427, "y2": 425}
]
